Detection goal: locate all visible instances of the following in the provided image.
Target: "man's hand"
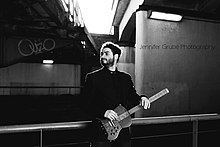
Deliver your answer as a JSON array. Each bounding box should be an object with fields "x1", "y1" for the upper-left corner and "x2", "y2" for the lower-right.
[
  {"x1": 140, "y1": 96, "x2": 151, "y2": 109},
  {"x1": 104, "y1": 110, "x2": 119, "y2": 127},
  {"x1": 104, "y1": 110, "x2": 119, "y2": 121}
]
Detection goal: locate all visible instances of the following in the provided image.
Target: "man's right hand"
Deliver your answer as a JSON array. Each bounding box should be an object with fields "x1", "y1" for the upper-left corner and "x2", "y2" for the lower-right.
[
  {"x1": 104, "y1": 110, "x2": 119, "y2": 121},
  {"x1": 104, "y1": 110, "x2": 119, "y2": 127}
]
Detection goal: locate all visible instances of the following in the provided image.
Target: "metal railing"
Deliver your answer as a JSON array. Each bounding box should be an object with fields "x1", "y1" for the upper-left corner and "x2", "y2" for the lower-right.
[
  {"x1": 0, "y1": 86, "x2": 82, "y2": 95},
  {"x1": 0, "y1": 113, "x2": 219, "y2": 147}
]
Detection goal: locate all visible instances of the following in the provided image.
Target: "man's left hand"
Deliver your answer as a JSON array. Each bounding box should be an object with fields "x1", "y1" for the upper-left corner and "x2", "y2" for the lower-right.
[{"x1": 140, "y1": 96, "x2": 150, "y2": 109}]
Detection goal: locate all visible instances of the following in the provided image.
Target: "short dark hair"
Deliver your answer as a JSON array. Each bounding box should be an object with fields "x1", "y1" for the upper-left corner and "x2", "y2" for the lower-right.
[{"x1": 101, "y1": 42, "x2": 122, "y2": 57}]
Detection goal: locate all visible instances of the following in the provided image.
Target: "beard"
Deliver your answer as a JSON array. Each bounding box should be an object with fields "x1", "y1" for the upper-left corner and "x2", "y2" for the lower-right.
[{"x1": 100, "y1": 58, "x2": 114, "y2": 67}]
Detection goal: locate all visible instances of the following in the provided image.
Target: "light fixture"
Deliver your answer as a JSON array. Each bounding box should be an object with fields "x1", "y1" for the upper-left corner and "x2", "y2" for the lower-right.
[
  {"x1": 148, "y1": 11, "x2": 183, "y2": 22},
  {"x1": 43, "y1": 60, "x2": 54, "y2": 64}
]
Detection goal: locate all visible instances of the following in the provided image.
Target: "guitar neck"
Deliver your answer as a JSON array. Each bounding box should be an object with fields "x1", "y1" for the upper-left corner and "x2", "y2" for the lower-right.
[
  {"x1": 128, "y1": 88, "x2": 169, "y2": 115},
  {"x1": 128, "y1": 105, "x2": 142, "y2": 115}
]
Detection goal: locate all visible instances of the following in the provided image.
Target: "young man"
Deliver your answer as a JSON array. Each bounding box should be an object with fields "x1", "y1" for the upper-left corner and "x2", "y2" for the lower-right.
[{"x1": 82, "y1": 42, "x2": 150, "y2": 147}]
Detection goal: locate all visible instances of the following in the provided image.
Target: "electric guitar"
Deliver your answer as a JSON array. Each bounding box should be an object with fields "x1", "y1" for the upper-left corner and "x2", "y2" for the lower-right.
[{"x1": 97, "y1": 88, "x2": 169, "y2": 141}]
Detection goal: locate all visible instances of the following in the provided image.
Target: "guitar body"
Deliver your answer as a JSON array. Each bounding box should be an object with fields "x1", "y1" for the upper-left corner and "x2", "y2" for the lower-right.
[
  {"x1": 98, "y1": 105, "x2": 131, "y2": 141},
  {"x1": 97, "y1": 88, "x2": 169, "y2": 141},
  {"x1": 114, "y1": 105, "x2": 132, "y2": 128}
]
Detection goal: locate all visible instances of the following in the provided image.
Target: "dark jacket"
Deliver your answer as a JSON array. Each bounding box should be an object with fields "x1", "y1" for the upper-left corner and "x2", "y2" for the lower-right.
[{"x1": 82, "y1": 67, "x2": 142, "y2": 141}]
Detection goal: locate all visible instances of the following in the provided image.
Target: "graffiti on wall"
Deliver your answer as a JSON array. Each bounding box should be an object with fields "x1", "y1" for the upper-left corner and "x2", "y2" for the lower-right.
[{"x1": 18, "y1": 38, "x2": 55, "y2": 56}]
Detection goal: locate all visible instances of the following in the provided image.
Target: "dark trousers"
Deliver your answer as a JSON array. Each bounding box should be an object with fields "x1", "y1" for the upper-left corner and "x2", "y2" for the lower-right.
[{"x1": 90, "y1": 140, "x2": 131, "y2": 147}]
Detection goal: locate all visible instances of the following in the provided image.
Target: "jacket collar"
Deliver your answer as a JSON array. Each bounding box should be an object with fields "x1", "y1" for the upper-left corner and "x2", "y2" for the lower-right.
[{"x1": 102, "y1": 67, "x2": 118, "y2": 75}]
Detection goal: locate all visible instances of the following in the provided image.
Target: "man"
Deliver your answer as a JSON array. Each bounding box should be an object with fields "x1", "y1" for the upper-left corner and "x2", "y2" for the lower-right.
[{"x1": 82, "y1": 42, "x2": 150, "y2": 147}]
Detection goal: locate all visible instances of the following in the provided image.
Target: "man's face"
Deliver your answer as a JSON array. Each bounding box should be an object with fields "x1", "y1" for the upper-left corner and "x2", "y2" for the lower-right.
[{"x1": 100, "y1": 47, "x2": 114, "y2": 67}]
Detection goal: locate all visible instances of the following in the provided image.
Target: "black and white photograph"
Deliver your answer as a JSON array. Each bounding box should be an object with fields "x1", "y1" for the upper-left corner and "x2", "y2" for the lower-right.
[{"x1": 0, "y1": 0, "x2": 220, "y2": 147}]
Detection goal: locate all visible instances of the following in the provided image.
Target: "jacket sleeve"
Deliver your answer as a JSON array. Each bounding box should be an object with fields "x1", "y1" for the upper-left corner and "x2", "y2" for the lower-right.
[
  {"x1": 125, "y1": 75, "x2": 142, "y2": 109},
  {"x1": 81, "y1": 74, "x2": 106, "y2": 119},
  {"x1": 81, "y1": 74, "x2": 95, "y2": 119}
]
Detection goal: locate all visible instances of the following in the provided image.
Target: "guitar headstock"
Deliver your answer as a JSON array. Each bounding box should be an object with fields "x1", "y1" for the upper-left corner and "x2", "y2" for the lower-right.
[
  {"x1": 149, "y1": 88, "x2": 169, "y2": 103},
  {"x1": 163, "y1": 88, "x2": 169, "y2": 94}
]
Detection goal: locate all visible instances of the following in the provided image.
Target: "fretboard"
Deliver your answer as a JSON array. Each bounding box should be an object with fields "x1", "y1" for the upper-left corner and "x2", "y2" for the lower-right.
[{"x1": 127, "y1": 88, "x2": 169, "y2": 115}]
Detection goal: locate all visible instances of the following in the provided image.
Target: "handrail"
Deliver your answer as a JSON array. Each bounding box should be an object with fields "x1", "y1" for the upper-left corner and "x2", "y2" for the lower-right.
[
  {"x1": 0, "y1": 86, "x2": 82, "y2": 88},
  {"x1": 132, "y1": 113, "x2": 220, "y2": 125},
  {"x1": 0, "y1": 121, "x2": 91, "y2": 134},
  {"x1": 0, "y1": 113, "x2": 219, "y2": 134}
]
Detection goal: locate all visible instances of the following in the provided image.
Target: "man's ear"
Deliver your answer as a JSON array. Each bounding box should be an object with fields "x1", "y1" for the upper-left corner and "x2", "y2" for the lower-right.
[{"x1": 114, "y1": 54, "x2": 119, "y2": 62}]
